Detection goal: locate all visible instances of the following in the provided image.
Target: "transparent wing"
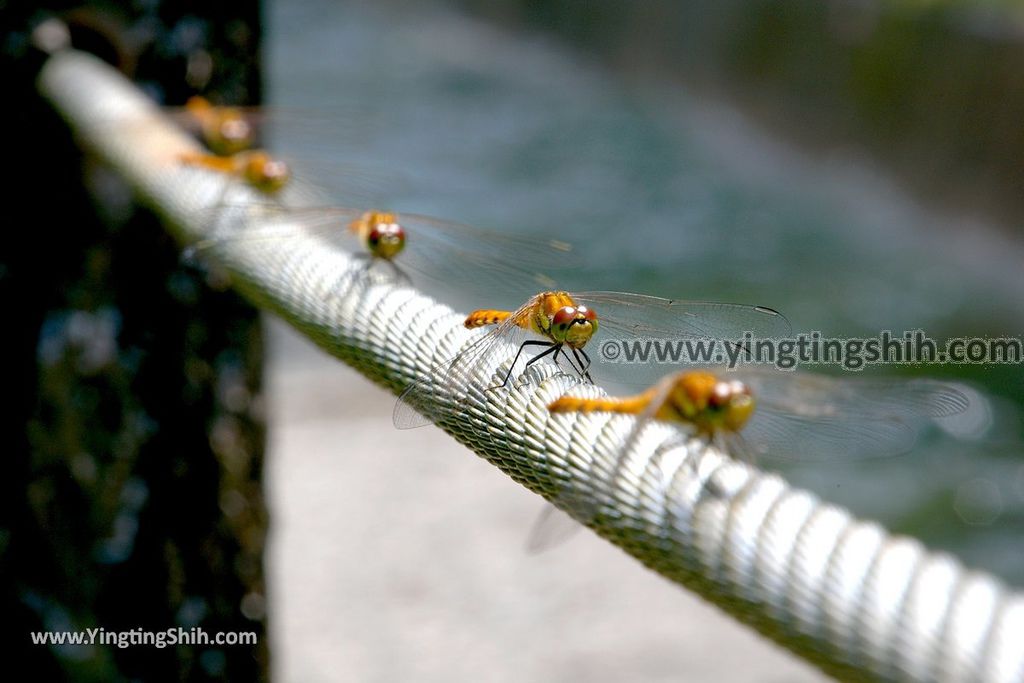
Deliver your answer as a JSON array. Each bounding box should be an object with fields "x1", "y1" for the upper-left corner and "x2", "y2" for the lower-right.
[
  {"x1": 741, "y1": 410, "x2": 918, "y2": 462},
  {"x1": 524, "y1": 504, "x2": 582, "y2": 553},
  {"x1": 185, "y1": 204, "x2": 576, "y2": 292},
  {"x1": 164, "y1": 103, "x2": 376, "y2": 156},
  {"x1": 180, "y1": 204, "x2": 363, "y2": 261},
  {"x1": 572, "y1": 291, "x2": 791, "y2": 384},
  {"x1": 573, "y1": 291, "x2": 791, "y2": 340},
  {"x1": 739, "y1": 370, "x2": 971, "y2": 462},
  {"x1": 745, "y1": 371, "x2": 970, "y2": 421},
  {"x1": 391, "y1": 348, "x2": 465, "y2": 429},
  {"x1": 393, "y1": 299, "x2": 545, "y2": 429},
  {"x1": 287, "y1": 159, "x2": 407, "y2": 207},
  {"x1": 381, "y1": 212, "x2": 576, "y2": 291},
  {"x1": 399, "y1": 212, "x2": 574, "y2": 269},
  {"x1": 716, "y1": 430, "x2": 762, "y2": 465},
  {"x1": 209, "y1": 204, "x2": 363, "y2": 243},
  {"x1": 542, "y1": 367, "x2": 973, "y2": 465},
  {"x1": 175, "y1": 152, "x2": 401, "y2": 208}
]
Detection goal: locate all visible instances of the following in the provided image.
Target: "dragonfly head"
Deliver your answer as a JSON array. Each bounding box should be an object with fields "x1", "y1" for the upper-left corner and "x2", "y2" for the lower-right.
[
  {"x1": 671, "y1": 372, "x2": 754, "y2": 433},
  {"x1": 243, "y1": 152, "x2": 290, "y2": 194},
  {"x1": 363, "y1": 213, "x2": 406, "y2": 260},
  {"x1": 706, "y1": 377, "x2": 755, "y2": 432},
  {"x1": 550, "y1": 305, "x2": 598, "y2": 348},
  {"x1": 210, "y1": 112, "x2": 253, "y2": 156},
  {"x1": 186, "y1": 96, "x2": 253, "y2": 155}
]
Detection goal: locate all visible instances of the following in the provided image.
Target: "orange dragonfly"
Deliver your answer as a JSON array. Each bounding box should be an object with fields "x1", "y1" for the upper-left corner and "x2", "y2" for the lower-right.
[
  {"x1": 175, "y1": 96, "x2": 256, "y2": 156},
  {"x1": 547, "y1": 368, "x2": 972, "y2": 464},
  {"x1": 176, "y1": 146, "x2": 398, "y2": 210},
  {"x1": 179, "y1": 149, "x2": 291, "y2": 196},
  {"x1": 393, "y1": 292, "x2": 791, "y2": 429},
  {"x1": 528, "y1": 368, "x2": 972, "y2": 550},
  {"x1": 170, "y1": 96, "x2": 383, "y2": 199},
  {"x1": 170, "y1": 96, "x2": 370, "y2": 157},
  {"x1": 190, "y1": 204, "x2": 576, "y2": 291}
]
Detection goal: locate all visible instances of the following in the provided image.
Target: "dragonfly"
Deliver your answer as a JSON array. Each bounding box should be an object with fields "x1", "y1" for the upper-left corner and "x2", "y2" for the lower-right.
[
  {"x1": 175, "y1": 96, "x2": 256, "y2": 156},
  {"x1": 528, "y1": 368, "x2": 973, "y2": 550},
  {"x1": 178, "y1": 149, "x2": 291, "y2": 196},
  {"x1": 547, "y1": 368, "x2": 973, "y2": 464},
  {"x1": 170, "y1": 96, "x2": 373, "y2": 154},
  {"x1": 392, "y1": 292, "x2": 791, "y2": 429},
  {"x1": 188, "y1": 203, "x2": 577, "y2": 292},
  {"x1": 176, "y1": 144, "x2": 404, "y2": 211},
  {"x1": 169, "y1": 97, "x2": 388, "y2": 203}
]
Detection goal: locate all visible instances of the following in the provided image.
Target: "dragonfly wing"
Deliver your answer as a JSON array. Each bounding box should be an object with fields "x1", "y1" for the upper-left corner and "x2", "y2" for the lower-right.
[
  {"x1": 392, "y1": 364, "x2": 451, "y2": 429},
  {"x1": 393, "y1": 213, "x2": 577, "y2": 292},
  {"x1": 744, "y1": 371, "x2": 972, "y2": 421},
  {"x1": 391, "y1": 334, "x2": 507, "y2": 430},
  {"x1": 737, "y1": 370, "x2": 972, "y2": 461},
  {"x1": 285, "y1": 160, "x2": 408, "y2": 207},
  {"x1": 392, "y1": 300, "x2": 552, "y2": 429},
  {"x1": 718, "y1": 430, "x2": 762, "y2": 465},
  {"x1": 166, "y1": 103, "x2": 379, "y2": 154},
  {"x1": 186, "y1": 204, "x2": 364, "y2": 255},
  {"x1": 573, "y1": 291, "x2": 791, "y2": 340},
  {"x1": 742, "y1": 407, "x2": 918, "y2": 462},
  {"x1": 572, "y1": 291, "x2": 790, "y2": 385},
  {"x1": 524, "y1": 503, "x2": 582, "y2": 553},
  {"x1": 401, "y1": 212, "x2": 577, "y2": 268}
]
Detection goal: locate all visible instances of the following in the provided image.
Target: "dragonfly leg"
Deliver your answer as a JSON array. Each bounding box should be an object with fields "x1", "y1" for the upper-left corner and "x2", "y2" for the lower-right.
[
  {"x1": 555, "y1": 346, "x2": 586, "y2": 381},
  {"x1": 572, "y1": 347, "x2": 594, "y2": 383},
  {"x1": 516, "y1": 342, "x2": 563, "y2": 388},
  {"x1": 382, "y1": 258, "x2": 412, "y2": 287},
  {"x1": 213, "y1": 175, "x2": 231, "y2": 208},
  {"x1": 552, "y1": 346, "x2": 575, "y2": 375},
  {"x1": 491, "y1": 340, "x2": 553, "y2": 390}
]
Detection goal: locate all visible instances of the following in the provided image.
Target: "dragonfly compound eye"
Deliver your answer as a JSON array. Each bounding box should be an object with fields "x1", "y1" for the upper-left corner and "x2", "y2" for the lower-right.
[
  {"x1": 549, "y1": 305, "x2": 597, "y2": 347},
  {"x1": 551, "y1": 306, "x2": 578, "y2": 329},
  {"x1": 577, "y1": 305, "x2": 598, "y2": 335},
  {"x1": 367, "y1": 221, "x2": 406, "y2": 259},
  {"x1": 710, "y1": 379, "x2": 754, "y2": 431}
]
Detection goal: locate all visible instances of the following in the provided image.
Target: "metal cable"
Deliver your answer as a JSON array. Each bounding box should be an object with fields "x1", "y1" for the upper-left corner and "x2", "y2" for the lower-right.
[{"x1": 38, "y1": 49, "x2": 1024, "y2": 683}]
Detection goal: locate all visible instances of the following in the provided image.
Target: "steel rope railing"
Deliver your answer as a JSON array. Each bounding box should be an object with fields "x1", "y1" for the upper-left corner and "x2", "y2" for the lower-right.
[{"x1": 37, "y1": 47, "x2": 1024, "y2": 683}]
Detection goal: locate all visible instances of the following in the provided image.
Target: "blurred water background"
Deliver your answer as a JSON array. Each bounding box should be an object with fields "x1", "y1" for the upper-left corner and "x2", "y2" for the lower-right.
[{"x1": 266, "y1": 0, "x2": 1024, "y2": 588}]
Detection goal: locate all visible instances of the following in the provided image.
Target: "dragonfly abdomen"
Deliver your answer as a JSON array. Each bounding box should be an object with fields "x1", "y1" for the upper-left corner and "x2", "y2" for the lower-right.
[
  {"x1": 179, "y1": 150, "x2": 235, "y2": 172},
  {"x1": 465, "y1": 309, "x2": 513, "y2": 328},
  {"x1": 548, "y1": 394, "x2": 650, "y2": 416}
]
